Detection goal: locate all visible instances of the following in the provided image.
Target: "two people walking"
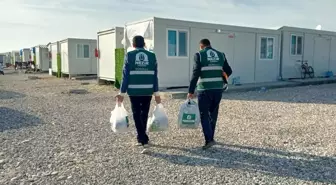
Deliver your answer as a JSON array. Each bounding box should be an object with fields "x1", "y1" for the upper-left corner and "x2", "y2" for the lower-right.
[{"x1": 116, "y1": 36, "x2": 232, "y2": 153}]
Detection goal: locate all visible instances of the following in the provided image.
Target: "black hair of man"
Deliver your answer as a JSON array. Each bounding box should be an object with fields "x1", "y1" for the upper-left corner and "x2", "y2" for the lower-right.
[
  {"x1": 199, "y1": 39, "x2": 211, "y2": 46},
  {"x1": 133, "y1": 35, "x2": 145, "y2": 48}
]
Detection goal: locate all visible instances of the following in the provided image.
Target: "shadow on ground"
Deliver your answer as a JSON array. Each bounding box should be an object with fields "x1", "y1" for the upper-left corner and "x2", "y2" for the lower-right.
[
  {"x1": 150, "y1": 143, "x2": 336, "y2": 184},
  {"x1": 0, "y1": 90, "x2": 26, "y2": 100},
  {"x1": 0, "y1": 107, "x2": 43, "y2": 132}
]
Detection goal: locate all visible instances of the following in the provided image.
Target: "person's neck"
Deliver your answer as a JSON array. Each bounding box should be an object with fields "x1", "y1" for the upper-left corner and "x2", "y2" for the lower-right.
[{"x1": 201, "y1": 46, "x2": 211, "y2": 50}]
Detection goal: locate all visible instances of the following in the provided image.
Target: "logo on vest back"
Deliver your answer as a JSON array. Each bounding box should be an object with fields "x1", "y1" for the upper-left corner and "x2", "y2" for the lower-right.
[
  {"x1": 135, "y1": 52, "x2": 149, "y2": 66},
  {"x1": 207, "y1": 49, "x2": 219, "y2": 62}
]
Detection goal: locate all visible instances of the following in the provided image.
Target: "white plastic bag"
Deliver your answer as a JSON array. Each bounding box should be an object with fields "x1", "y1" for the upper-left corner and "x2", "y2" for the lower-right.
[
  {"x1": 178, "y1": 99, "x2": 201, "y2": 129},
  {"x1": 110, "y1": 103, "x2": 129, "y2": 133},
  {"x1": 147, "y1": 104, "x2": 169, "y2": 132}
]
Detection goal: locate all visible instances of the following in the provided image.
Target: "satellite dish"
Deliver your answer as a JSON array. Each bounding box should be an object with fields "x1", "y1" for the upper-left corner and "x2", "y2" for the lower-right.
[{"x1": 315, "y1": 25, "x2": 322, "y2": 30}]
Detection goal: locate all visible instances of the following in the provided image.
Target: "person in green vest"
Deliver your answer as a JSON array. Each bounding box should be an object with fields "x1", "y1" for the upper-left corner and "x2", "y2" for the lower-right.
[
  {"x1": 187, "y1": 38, "x2": 232, "y2": 150},
  {"x1": 116, "y1": 35, "x2": 161, "y2": 154}
]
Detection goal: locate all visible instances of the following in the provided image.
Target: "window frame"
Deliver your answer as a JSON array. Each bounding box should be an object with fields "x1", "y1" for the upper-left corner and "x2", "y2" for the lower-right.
[
  {"x1": 76, "y1": 44, "x2": 90, "y2": 59},
  {"x1": 259, "y1": 36, "x2": 275, "y2": 60},
  {"x1": 166, "y1": 28, "x2": 189, "y2": 58},
  {"x1": 290, "y1": 34, "x2": 303, "y2": 56}
]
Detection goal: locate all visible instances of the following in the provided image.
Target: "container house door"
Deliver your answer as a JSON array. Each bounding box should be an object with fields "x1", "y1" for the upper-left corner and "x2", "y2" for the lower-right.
[{"x1": 313, "y1": 36, "x2": 330, "y2": 77}]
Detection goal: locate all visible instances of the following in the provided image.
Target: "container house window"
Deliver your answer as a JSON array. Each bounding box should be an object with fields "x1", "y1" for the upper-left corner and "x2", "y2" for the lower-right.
[
  {"x1": 168, "y1": 30, "x2": 177, "y2": 56},
  {"x1": 167, "y1": 29, "x2": 188, "y2": 57},
  {"x1": 291, "y1": 35, "x2": 303, "y2": 55},
  {"x1": 77, "y1": 44, "x2": 90, "y2": 58},
  {"x1": 260, "y1": 37, "x2": 274, "y2": 59}
]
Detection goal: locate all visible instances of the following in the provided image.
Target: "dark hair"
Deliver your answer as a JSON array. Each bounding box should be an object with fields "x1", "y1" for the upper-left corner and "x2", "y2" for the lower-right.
[
  {"x1": 132, "y1": 35, "x2": 145, "y2": 48},
  {"x1": 199, "y1": 39, "x2": 211, "y2": 46}
]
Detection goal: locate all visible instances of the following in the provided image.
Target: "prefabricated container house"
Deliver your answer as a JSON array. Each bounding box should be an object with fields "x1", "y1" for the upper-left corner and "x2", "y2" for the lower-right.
[
  {"x1": 123, "y1": 17, "x2": 281, "y2": 88},
  {"x1": 279, "y1": 26, "x2": 336, "y2": 79},
  {"x1": 20, "y1": 48, "x2": 30, "y2": 63},
  {"x1": 0, "y1": 53, "x2": 10, "y2": 65},
  {"x1": 59, "y1": 38, "x2": 97, "y2": 77},
  {"x1": 97, "y1": 27, "x2": 124, "y2": 82},
  {"x1": 30, "y1": 47, "x2": 35, "y2": 64},
  {"x1": 32, "y1": 45, "x2": 49, "y2": 71},
  {"x1": 0, "y1": 54, "x2": 4, "y2": 64},
  {"x1": 12, "y1": 51, "x2": 20, "y2": 63},
  {"x1": 4, "y1": 52, "x2": 11, "y2": 64},
  {"x1": 50, "y1": 41, "x2": 60, "y2": 73}
]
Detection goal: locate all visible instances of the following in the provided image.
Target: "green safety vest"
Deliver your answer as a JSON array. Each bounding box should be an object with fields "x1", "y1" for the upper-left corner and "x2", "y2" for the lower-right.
[
  {"x1": 127, "y1": 49, "x2": 156, "y2": 96},
  {"x1": 197, "y1": 48, "x2": 225, "y2": 91}
]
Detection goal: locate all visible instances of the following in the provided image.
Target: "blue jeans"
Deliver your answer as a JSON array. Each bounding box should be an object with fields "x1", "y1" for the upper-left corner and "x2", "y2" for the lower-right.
[{"x1": 197, "y1": 89, "x2": 223, "y2": 143}]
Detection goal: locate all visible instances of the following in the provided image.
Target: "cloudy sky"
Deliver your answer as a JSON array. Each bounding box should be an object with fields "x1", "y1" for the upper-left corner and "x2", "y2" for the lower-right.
[{"x1": 0, "y1": 0, "x2": 334, "y2": 52}]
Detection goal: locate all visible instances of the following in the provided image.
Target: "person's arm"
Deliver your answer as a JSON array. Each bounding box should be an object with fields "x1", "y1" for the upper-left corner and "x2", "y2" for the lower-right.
[
  {"x1": 119, "y1": 53, "x2": 130, "y2": 95},
  {"x1": 153, "y1": 55, "x2": 159, "y2": 96},
  {"x1": 222, "y1": 53, "x2": 232, "y2": 77},
  {"x1": 188, "y1": 53, "x2": 202, "y2": 94}
]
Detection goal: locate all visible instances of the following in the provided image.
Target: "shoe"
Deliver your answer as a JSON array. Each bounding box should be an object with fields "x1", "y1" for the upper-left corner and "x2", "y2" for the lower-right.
[
  {"x1": 202, "y1": 141, "x2": 216, "y2": 150},
  {"x1": 135, "y1": 141, "x2": 151, "y2": 147},
  {"x1": 141, "y1": 144, "x2": 150, "y2": 154},
  {"x1": 135, "y1": 142, "x2": 142, "y2": 147}
]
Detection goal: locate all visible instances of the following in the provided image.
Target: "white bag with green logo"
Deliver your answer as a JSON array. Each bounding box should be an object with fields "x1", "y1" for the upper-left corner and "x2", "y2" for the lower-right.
[
  {"x1": 147, "y1": 104, "x2": 169, "y2": 132},
  {"x1": 178, "y1": 99, "x2": 200, "y2": 129},
  {"x1": 110, "y1": 103, "x2": 129, "y2": 133}
]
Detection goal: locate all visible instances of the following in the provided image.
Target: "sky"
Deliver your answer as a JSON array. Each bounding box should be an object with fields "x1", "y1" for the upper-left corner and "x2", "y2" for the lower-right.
[{"x1": 0, "y1": 0, "x2": 335, "y2": 52}]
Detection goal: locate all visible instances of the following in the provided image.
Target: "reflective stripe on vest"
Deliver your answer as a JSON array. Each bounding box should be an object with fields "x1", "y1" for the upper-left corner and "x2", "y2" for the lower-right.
[
  {"x1": 198, "y1": 77, "x2": 223, "y2": 82},
  {"x1": 128, "y1": 84, "x2": 154, "y2": 89},
  {"x1": 130, "y1": 70, "x2": 155, "y2": 75},
  {"x1": 201, "y1": 66, "x2": 222, "y2": 71}
]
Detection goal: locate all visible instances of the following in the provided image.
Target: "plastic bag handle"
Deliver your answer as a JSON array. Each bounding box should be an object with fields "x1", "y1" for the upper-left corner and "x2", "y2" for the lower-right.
[
  {"x1": 153, "y1": 103, "x2": 164, "y2": 113},
  {"x1": 186, "y1": 99, "x2": 195, "y2": 105},
  {"x1": 115, "y1": 102, "x2": 123, "y2": 109},
  {"x1": 156, "y1": 103, "x2": 163, "y2": 108}
]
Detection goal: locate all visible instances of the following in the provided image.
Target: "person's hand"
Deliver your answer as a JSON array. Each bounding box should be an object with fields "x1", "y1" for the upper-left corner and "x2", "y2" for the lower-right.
[
  {"x1": 154, "y1": 96, "x2": 161, "y2": 104},
  {"x1": 187, "y1": 93, "x2": 195, "y2": 99},
  {"x1": 115, "y1": 94, "x2": 124, "y2": 103}
]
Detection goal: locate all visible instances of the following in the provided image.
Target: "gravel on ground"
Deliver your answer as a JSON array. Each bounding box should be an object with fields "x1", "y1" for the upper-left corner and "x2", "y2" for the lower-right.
[{"x1": 1, "y1": 69, "x2": 336, "y2": 185}]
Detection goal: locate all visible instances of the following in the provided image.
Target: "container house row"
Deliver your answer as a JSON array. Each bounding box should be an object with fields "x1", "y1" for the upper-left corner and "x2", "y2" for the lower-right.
[
  {"x1": 1, "y1": 38, "x2": 97, "y2": 77},
  {"x1": 17, "y1": 38, "x2": 97, "y2": 76},
  {"x1": 48, "y1": 38, "x2": 97, "y2": 77},
  {"x1": 96, "y1": 17, "x2": 336, "y2": 88},
  {"x1": 0, "y1": 52, "x2": 12, "y2": 65},
  {"x1": 2, "y1": 16, "x2": 336, "y2": 87}
]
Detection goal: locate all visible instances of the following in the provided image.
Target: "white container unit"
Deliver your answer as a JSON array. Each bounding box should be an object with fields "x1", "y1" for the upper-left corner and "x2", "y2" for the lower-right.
[
  {"x1": 33, "y1": 45, "x2": 49, "y2": 71},
  {"x1": 97, "y1": 27, "x2": 124, "y2": 82},
  {"x1": 50, "y1": 41, "x2": 60, "y2": 73},
  {"x1": 279, "y1": 26, "x2": 336, "y2": 78},
  {"x1": 30, "y1": 48, "x2": 35, "y2": 63},
  {"x1": 123, "y1": 17, "x2": 281, "y2": 87},
  {"x1": 12, "y1": 51, "x2": 20, "y2": 63},
  {"x1": 0, "y1": 52, "x2": 11, "y2": 64},
  {"x1": 4, "y1": 52, "x2": 11, "y2": 64},
  {"x1": 21, "y1": 48, "x2": 30, "y2": 63},
  {"x1": 0, "y1": 54, "x2": 4, "y2": 64},
  {"x1": 59, "y1": 38, "x2": 97, "y2": 77}
]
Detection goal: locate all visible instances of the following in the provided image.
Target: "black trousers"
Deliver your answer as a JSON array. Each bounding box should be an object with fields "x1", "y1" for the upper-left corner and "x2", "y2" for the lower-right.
[
  {"x1": 129, "y1": 96, "x2": 152, "y2": 145},
  {"x1": 197, "y1": 89, "x2": 223, "y2": 143}
]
